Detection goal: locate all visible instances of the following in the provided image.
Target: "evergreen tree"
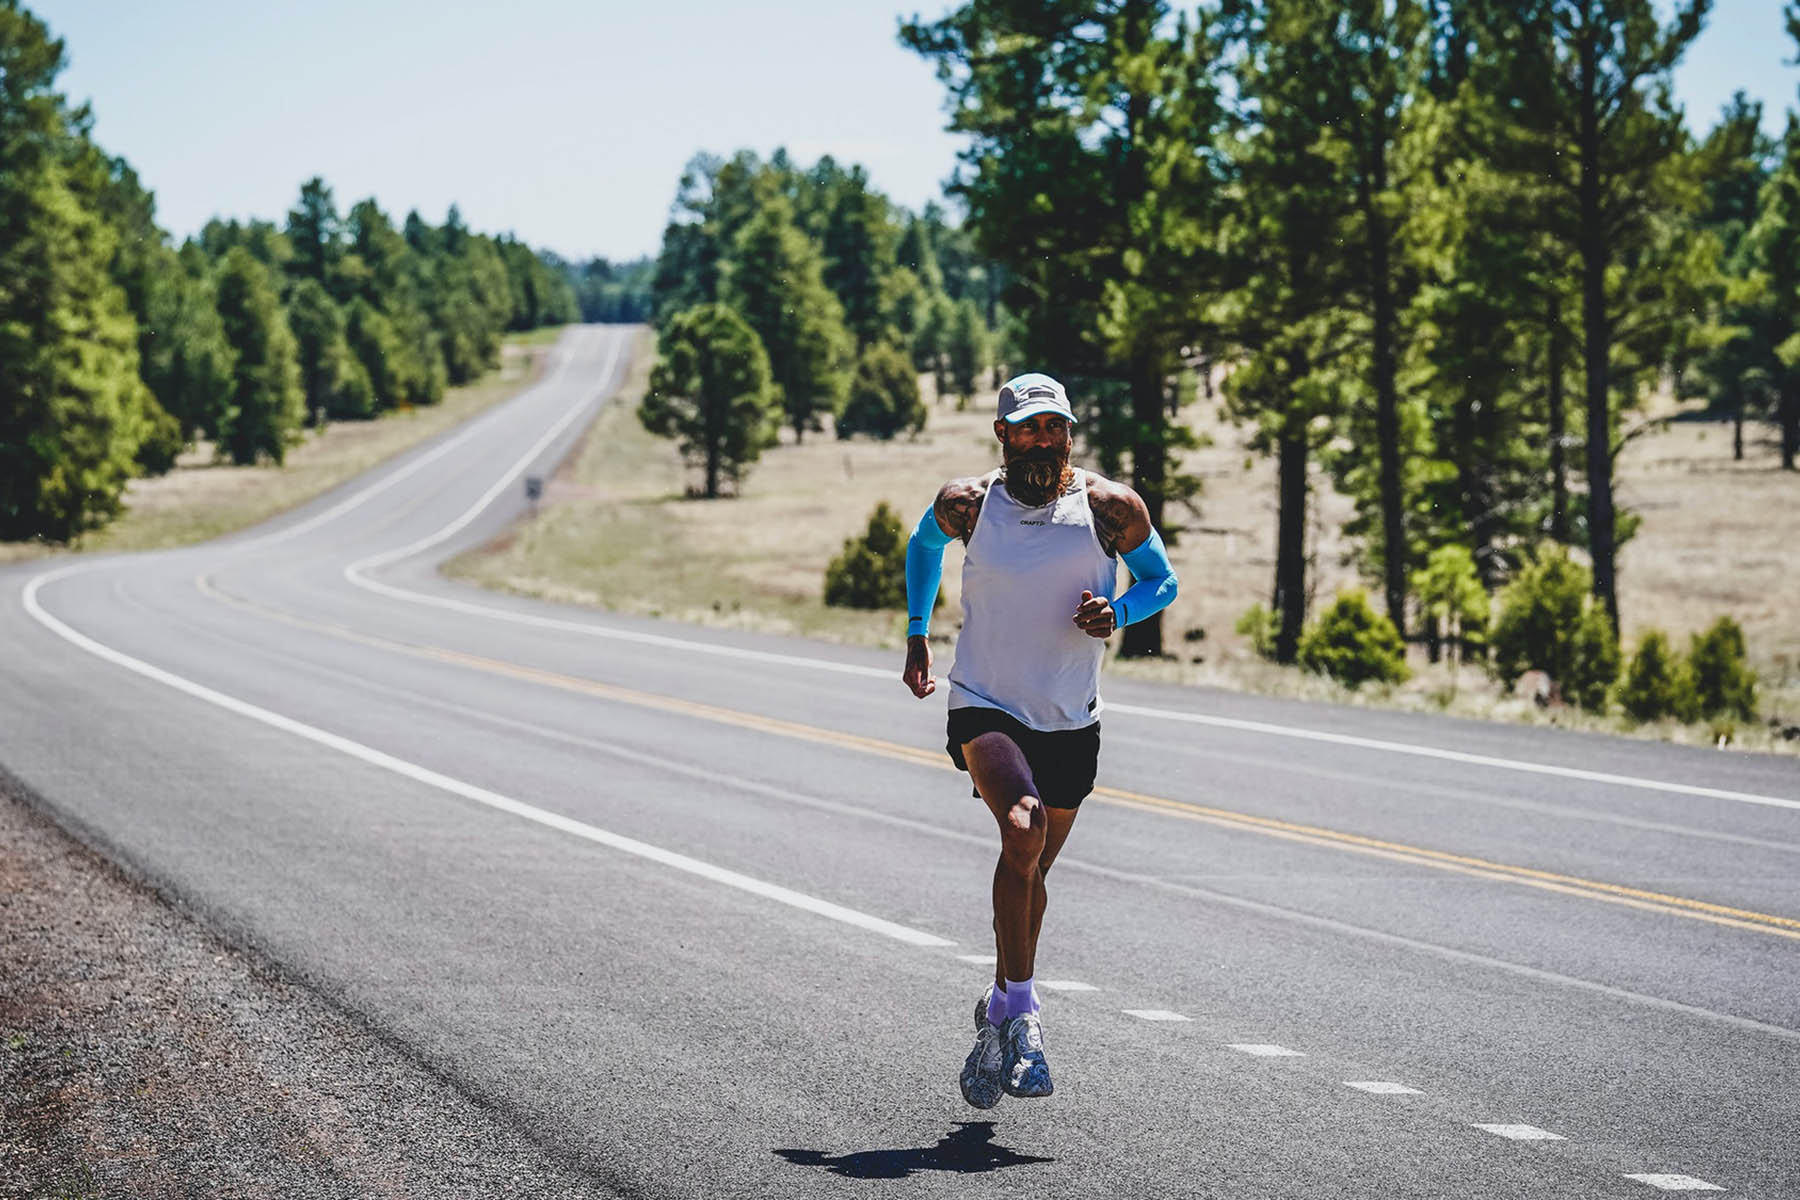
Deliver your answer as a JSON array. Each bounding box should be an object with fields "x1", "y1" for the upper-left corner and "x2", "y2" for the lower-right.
[
  {"x1": 838, "y1": 341, "x2": 926, "y2": 439},
  {"x1": 286, "y1": 176, "x2": 342, "y2": 288},
  {"x1": 289, "y1": 277, "x2": 375, "y2": 420},
  {"x1": 213, "y1": 247, "x2": 305, "y2": 465},
  {"x1": 1747, "y1": 106, "x2": 1800, "y2": 469},
  {"x1": 944, "y1": 297, "x2": 987, "y2": 402},
  {"x1": 641, "y1": 304, "x2": 781, "y2": 499},
  {"x1": 820, "y1": 167, "x2": 897, "y2": 348},
  {"x1": 721, "y1": 195, "x2": 851, "y2": 443},
  {"x1": 0, "y1": 3, "x2": 156, "y2": 540}
]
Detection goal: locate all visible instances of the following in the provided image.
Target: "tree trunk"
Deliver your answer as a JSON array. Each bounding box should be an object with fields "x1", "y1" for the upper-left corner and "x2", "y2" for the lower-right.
[
  {"x1": 1547, "y1": 298, "x2": 1570, "y2": 543},
  {"x1": 1782, "y1": 384, "x2": 1799, "y2": 470},
  {"x1": 1577, "y1": 29, "x2": 1620, "y2": 633},
  {"x1": 1273, "y1": 412, "x2": 1309, "y2": 665},
  {"x1": 1120, "y1": 352, "x2": 1166, "y2": 658},
  {"x1": 1425, "y1": 613, "x2": 1442, "y2": 664},
  {"x1": 1366, "y1": 136, "x2": 1408, "y2": 637},
  {"x1": 1733, "y1": 388, "x2": 1744, "y2": 461}
]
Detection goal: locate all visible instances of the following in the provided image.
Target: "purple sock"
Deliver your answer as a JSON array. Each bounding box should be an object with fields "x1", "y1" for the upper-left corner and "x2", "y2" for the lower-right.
[
  {"x1": 986, "y1": 983, "x2": 1007, "y2": 1028},
  {"x1": 1004, "y1": 976, "x2": 1040, "y2": 1018}
]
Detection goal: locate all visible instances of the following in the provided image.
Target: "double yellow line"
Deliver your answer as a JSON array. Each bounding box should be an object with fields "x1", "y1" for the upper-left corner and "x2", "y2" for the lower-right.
[{"x1": 198, "y1": 575, "x2": 1800, "y2": 944}]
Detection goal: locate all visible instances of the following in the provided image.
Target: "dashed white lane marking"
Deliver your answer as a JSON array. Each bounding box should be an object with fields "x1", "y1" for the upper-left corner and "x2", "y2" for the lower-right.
[
  {"x1": 1623, "y1": 1175, "x2": 1724, "y2": 1191},
  {"x1": 1039, "y1": 980, "x2": 1098, "y2": 992},
  {"x1": 1228, "y1": 1043, "x2": 1306, "y2": 1057},
  {"x1": 1345, "y1": 1081, "x2": 1422, "y2": 1094},
  {"x1": 1473, "y1": 1124, "x2": 1565, "y2": 1141},
  {"x1": 20, "y1": 574, "x2": 955, "y2": 951},
  {"x1": 1123, "y1": 1010, "x2": 1192, "y2": 1022},
  {"x1": 956, "y1": 954, "x2": 997, "y2": 965}
]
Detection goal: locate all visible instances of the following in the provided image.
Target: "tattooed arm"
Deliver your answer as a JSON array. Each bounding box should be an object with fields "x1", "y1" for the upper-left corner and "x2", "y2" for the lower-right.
[
  {"x1": 932, "y1": 473, "x2": 994, "y2": 543},
  {"x1": 1086, "y1": 474, "x2": 1152, "y2": 556}
]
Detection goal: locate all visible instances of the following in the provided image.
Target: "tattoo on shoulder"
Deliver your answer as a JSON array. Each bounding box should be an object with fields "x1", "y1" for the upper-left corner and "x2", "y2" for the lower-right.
[
  {"x1": 935, "y1": 476, "x2": 990, "y2": 542},
  {"x1": 1087, "y1": 479, "x2": 1144, "y2": 556}
]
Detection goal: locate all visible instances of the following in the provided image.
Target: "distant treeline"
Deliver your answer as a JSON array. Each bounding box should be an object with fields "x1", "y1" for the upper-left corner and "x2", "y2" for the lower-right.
[
  {"x1": 0, "y1": 4, "x2": 576, "y2": 544},
  {"x1": 554, "y1": 255, "x2": 654, "y2": 324},
  {"x1": 897, "y1": 1, "x2": 1800, "y2": 660}
]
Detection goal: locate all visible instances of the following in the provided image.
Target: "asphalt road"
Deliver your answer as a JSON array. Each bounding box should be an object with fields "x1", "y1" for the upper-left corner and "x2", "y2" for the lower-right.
[{"x1": 4, "y1": 324, "x2": 1797, "y2": 1198}]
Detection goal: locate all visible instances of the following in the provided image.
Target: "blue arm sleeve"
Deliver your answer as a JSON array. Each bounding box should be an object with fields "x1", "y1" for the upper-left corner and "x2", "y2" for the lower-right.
[
  {"x1": 1114, "y1": 529, "x2": 1178, "y2": 628},
  {"x1": 905, "y1": 505, "x2": 953, "y2": 637}
]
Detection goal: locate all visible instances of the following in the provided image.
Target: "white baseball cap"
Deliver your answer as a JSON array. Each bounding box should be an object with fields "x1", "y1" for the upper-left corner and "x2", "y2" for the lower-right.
[{"x1": 996, "y1": 373, "x2": 1077, "y2": 424}]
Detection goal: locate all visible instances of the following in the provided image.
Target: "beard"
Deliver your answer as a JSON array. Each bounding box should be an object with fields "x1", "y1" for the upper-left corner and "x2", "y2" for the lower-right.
[{"x1": 1002, "y1": 442, "x2": 1073, "y2": 507}]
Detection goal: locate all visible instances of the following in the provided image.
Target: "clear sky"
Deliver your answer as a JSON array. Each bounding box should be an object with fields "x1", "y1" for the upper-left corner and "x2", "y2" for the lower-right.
[{"x1": 35, "y1": 1, "x2": 1800, "y2": 264}]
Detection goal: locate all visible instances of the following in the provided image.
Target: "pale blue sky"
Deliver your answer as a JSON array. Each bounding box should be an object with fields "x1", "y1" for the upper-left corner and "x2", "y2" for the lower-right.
[{"x1": 36, "y1": 1, "x2": 1800, "y2": 263}]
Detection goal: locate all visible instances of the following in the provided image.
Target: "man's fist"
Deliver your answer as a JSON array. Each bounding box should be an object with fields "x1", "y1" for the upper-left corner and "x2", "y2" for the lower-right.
[
  {"x1": 1073, "y1": 589, "x2": 1115, "y2": 639},
  {"x1": 902, "y1": 635, "x2": 937, "y2": 698}
]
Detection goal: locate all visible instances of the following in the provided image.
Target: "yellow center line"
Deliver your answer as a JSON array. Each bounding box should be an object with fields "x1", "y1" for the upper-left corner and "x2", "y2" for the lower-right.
[{"x1": 195, "y1": 574, "x2": 1800, "y2": 942}]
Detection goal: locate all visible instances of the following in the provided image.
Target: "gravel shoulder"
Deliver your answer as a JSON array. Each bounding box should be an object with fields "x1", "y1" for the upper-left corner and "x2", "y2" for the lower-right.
[{"x1": 0, "y1": 772, "x2": 617, "y2": 1199}]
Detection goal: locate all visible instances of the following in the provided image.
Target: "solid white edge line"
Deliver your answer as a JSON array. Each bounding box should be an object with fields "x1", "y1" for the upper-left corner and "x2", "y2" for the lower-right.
[{"x1": 19, "y1": 569, "x2": 953, "y2": 951}]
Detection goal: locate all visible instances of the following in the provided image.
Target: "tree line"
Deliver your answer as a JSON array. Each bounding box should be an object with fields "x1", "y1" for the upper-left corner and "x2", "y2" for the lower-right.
[
  {"x1": 640, "y1": 149, "x2": 1005, "y2": 498},
  {"x1": 902, "y1": 0, "x2": 1800, "y2": 662},
  {"x1": 0, "y1": 2, "x2": 576, "y2": 544}
]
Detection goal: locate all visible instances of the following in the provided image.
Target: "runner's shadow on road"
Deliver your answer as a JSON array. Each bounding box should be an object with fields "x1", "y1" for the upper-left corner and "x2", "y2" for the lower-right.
[{"x1": 774, "y1": 1121, "x2": 1053, "y2": 1180}]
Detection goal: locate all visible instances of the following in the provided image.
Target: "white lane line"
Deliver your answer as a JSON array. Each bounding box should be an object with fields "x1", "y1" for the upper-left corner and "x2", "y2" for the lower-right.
[
  {"x1": 957, "y1": 954, "x2": 997, "y2": 965},
  {"x1": 1344, "y1": 1081, "x2": 1422, "y2": 1094},
  {"x1": 1228, "y1": 1043, "x2": 1305, "y2": 1057},
  {"x1": 20, "y1": 572, "x2": 954, "y2": 950},
  {"x1": 1473, "y1": 1124, "x2": 1565, "y2": 1141},
  {"x1": 1039, "y1": 980, "x2": 1098, "y2": 992},
  {"x1": 1623, "y1": 1175, "x2": 1725, "y2": 1191},
  {"x1": 1106, "y1": 703, "x2": 1800, "y2": 812},
  {"x1": 1123, "y1": 1010, "x2": 1191, "y2": 1022}
]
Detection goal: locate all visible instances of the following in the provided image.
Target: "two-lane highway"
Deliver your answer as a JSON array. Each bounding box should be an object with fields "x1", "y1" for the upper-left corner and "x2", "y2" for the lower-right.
[{"x1": 4, "y1": 324, "x2": 1796, "y2": 1197}]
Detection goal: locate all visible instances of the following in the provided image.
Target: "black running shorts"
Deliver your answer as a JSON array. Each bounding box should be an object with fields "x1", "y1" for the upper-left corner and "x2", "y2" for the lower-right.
[{"x1": 946, "y1": 705, "x2": 1100, "y2": 809}]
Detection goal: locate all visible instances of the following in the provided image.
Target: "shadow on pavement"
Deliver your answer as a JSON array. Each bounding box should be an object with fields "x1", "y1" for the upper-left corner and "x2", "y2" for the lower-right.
[{"x1": 773, "y1": 1121, "x2": 1054, "y2": 1180}]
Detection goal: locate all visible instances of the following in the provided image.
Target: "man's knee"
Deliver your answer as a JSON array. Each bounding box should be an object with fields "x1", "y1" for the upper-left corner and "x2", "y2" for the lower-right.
[{"x1": 998, "y1": 820, "x2": 1046, "y2": 874}]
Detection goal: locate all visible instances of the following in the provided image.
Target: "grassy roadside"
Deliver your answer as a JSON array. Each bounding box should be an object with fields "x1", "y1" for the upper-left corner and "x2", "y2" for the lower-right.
[
  {"x1": 0, "y1": 330, "x2": 562, "y2": 565},
  {"x1": 451, "y1": 330, "x2": 1799, "y2": 756}
]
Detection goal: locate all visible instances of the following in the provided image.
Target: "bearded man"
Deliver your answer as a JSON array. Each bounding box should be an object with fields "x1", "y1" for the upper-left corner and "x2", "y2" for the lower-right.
[{"x1": 901, "y1": 372, "x2": 1179, "y2": 1108}]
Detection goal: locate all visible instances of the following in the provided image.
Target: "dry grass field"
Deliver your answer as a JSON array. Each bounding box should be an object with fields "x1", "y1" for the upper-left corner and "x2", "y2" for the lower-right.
[
  {"x1": 0, "y1": 335, "x2": 553, "y2": 565},
  {"x1": 453, "y1": 330, "x2": 1798, "y2": 753}
]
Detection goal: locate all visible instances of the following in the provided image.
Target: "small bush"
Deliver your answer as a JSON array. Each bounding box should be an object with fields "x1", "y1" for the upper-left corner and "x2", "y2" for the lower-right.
[
  {"x1": 1489, "y1": 548, "x2": 1619, "y2": 708},
  {"x1": 1616, "y1": 631, "x2": 1698, "y2": 722},
  {"x1": 1566, "y1": 603, "x2": 1621, "y2": 711},
  {"x1": 837, "y1": 342, "x2": 926, "y2": 440},
  {"x1": 1235, "y1": 603, "x2": 1280, "y2": 660},
  {"x1": 824, "y1": 501, "x2": 932, "y2": 611},
  {"x1": 1296, "y1": 590, "x2": 1409, "y2": 688},
  {"x1": 1687, "y1": 617, "x2": 1758, "y2": 720}
]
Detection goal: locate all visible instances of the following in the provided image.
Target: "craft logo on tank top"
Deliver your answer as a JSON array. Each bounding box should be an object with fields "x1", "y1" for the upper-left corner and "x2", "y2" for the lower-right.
[{"x1": 1019, "y1": 518, "x2": 1046, "y2": 525}]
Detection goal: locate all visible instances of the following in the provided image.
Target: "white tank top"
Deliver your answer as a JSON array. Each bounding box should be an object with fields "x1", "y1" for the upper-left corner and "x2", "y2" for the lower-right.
[{"x1": 948, "y1": 469, "x2": 1118, "y2": 731}]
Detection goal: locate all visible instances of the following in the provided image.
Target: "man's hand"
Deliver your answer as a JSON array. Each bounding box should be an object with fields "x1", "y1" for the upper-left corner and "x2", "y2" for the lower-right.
[
  {"x1": 902, "y1": 635, "x2": 937, "y2": 698},
  {"x1": 1073, "y1": 589, "x2": 1116, "y2": 639}
]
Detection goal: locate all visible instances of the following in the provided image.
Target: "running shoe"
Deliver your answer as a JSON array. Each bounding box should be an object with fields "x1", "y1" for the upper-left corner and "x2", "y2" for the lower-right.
[
  {"x1": 959, "y1": 1019, "x2": 1005, "y2": 1109},
  {"x1": 1001, "y1": 1012, "x2": 1053, "y2": 1098},
  {"x1": 976, "y1": 984, "x2": 996, "y2": 1032}
]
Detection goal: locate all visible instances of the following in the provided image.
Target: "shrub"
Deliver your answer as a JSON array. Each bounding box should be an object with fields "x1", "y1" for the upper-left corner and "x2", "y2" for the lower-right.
[
  {"x1": 837, "y1": 341, "x2": 926, "y2": 440},
  {"x1": 1235, "y1": 603, "x2": 1280, "y2": 660},
  {"x1": 825, "y1": 501, "x2": 935, "y2": 611},
  {"x1": 1489, "y1": 548, "x2": 1619, "y2": 708},
  {"x1": 1417, "y1": 543, "x2": 1490, "y2": 664},
  {"x1": 1566, "y1": 603, "x2": 1621, "y2": 711},
  {"x1": 1687, "y1": 617, "x2": 1758, "y2": 719},
  {"x1": 1296, "y1": 590, "x2": 1409, "y2": 687},
  {"x1": 1616, "y1": 631, "x2": 1698, "y2": 722}
]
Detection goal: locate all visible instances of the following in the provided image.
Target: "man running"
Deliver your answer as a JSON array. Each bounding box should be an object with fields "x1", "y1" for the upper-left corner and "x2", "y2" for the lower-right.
[{"x1": 900, "y1": 372, "x2": 1178, "y2": 1108}]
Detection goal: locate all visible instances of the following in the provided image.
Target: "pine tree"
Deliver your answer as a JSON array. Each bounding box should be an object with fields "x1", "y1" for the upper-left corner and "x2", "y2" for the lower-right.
[
  {"x1": 213, "y1": 247, "x2": 305, "y2": 465},
  {"x1": 0, "y1": 3, "x2": 156, "y2": 541},
  {"x1": 641, "y1": 305, "x2": 781, "y2": 499},
  {"x1": 721, "y1": 195, "x2": 851, "y2": 443},
  {"x1": 286, "y1": 176, "x2": 342, "y2": 289},
  {"x1": 288, "y1": 278, "x2": 374, "y2": 420}
]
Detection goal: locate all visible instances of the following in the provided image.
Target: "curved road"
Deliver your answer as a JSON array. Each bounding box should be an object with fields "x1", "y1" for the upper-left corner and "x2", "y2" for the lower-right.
[{"x1": 3, "y1": 325, "x2": 1797, "y2": 1198}]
